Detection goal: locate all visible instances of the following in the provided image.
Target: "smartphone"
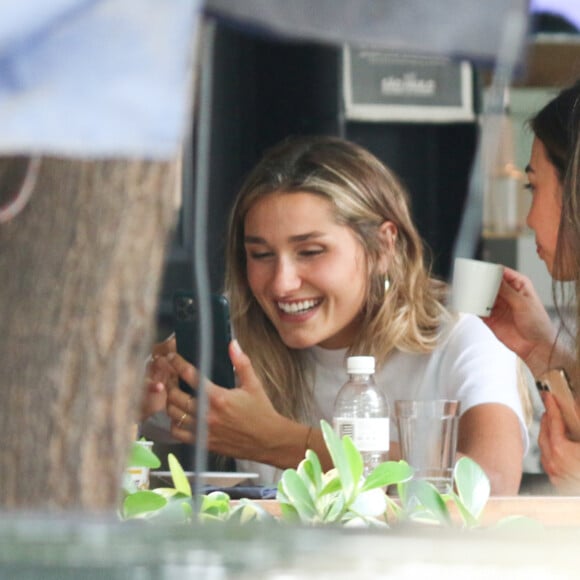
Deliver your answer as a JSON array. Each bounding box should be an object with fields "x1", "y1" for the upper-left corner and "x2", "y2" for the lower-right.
[
  {"x1": 536, "y1": 368, "x2": 580, "y2": 442},
  {"x1": 173, "y1": 290, "x2": 236, "y2": 395}
]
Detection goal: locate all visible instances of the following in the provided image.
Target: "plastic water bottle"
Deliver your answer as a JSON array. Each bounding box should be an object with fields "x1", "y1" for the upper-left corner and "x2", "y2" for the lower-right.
[{"x1": 333, "y1": 356, "x2": 390, "y2": 477}]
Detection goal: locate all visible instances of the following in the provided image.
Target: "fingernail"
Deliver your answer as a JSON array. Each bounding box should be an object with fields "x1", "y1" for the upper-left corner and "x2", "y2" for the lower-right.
[
  {"x1": 167, "y1": 352, "x2": 176, "y2": 361},
  {"x1": 231, "y1": 339, "x2": 242, "y2": 355}
]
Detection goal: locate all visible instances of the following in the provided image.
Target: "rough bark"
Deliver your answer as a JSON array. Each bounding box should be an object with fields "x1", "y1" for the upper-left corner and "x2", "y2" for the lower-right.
[{"x1": 0, "y1": 156, "x2": 178, "y2": 511}]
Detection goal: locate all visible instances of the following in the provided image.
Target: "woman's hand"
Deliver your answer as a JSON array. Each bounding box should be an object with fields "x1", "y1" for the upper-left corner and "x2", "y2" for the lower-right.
[
  {"x1": 538, "y1": 392, "x2": 580, "y2": 494},
  {"x1": 484, "y1": 267, "x2": 557, "y2": 375},
  {"x1": 140, "y1": 335, "x2": 177, "y2": 421},
  {"x1": 164, "y1": 339, "x2": 313, "y2": 467}
]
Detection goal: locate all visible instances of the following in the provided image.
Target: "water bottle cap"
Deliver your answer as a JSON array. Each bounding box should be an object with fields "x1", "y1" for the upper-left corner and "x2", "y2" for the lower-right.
[{"x1": 346, "y1": 356, "x2": 375, "y2": 374}]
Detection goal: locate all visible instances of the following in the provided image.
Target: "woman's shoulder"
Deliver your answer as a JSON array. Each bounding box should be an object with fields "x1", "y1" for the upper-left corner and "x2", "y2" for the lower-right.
[
  {"x1": 439, "y1": 312, "x2": 515, "y2": 355},
  {"x1": 444, "y1": 311, "x2": 498, "y2": 336}
]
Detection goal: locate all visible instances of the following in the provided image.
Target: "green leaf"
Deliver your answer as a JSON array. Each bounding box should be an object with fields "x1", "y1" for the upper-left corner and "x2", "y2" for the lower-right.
[
  {"x1": 241, "y1": 498, "x2": 275, "y2": 521},
  {"x1": 179, "y1": 498, "x2": 194, "y2": 520},
  {"x1": 492, "y1": 515, "x2": 544, "y2": 532},
  {"x1": 401, "y1": 479, "x2": 451, "y2": 525},
  {"x1": 123, "y1": 490, "x2": 167, "y2": 519},
  {"x1": 344, "y1": 514, "x2": 389, "y2": 528},
  {"x1": 167, "y1": 453, "x2": 192, "y2": 497},
  {"x1": 322, "y1": 492, "x2": 346, "y2": 522},
  {"x1": 127, "y1": 441, "x2": 161, "y2": 468},
  {"x1": 198, "y1": 513, "x2": 224, "y2": 523},
  {"x1": 279, "y1": 502, "x2": 301, "y2": 523},
  {"x1": 300, "y1": 449, "x2": 323, "y2": 493},
  {"x1": 276, "y1": 480, "x2": 289, "y2": 504},
  {"x1": 342, "y1": 435, "x2": 364, "y2": 489},
  {"x1": 396, "y1": 479, "x2": 409, "y2": 506},
  {"x1": 151, "y1": 487, "x2": 181, "y2": 500},
  {"x1": 229, "y1": 499, "x2": 274, "y2": 524},
  {"x1": 321, "y1": 420, "x2": 354, "y2": 497},
  {"x1": 278, "y1": 469, "x2": 318, "y2": 522},
  {"x1": 385, "y1": 495, "x2": 404, "y2": 520},
  {"x1": 453, "y1": 457, "x2": 490, "y2": 520},
  {"x1": 447, "y1": 490, "x2": 478, "y2": 527},
  {"x1": 306, "y1": 449, "x2": 323, "y2": 482},
  {"x1": 361, "y1": 461, "x2": 414, "y2": 492},
  {"x1": 147, "y1": 496, "x2": 193, "y2": 523},
  {"x1": 320, "y1": 474, "x2": 342, "y2": 496},
  {"x1": 228, "y1": 503, "x2": 257, "y2": 524},
  {"x1": 349, "y1": 488, "x2": 388, "y2": 518},
  {"x1": 298, "y1": 457, "x2": 319, "y2": 496},
  {"x1": 200, "y1": 491, "x2": 231, "y2": 518}
]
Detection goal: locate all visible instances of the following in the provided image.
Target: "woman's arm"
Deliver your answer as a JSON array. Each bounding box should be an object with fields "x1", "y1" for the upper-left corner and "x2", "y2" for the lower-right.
[
  {"x1": 388, "y1": 404, "x2": 524, "y2": 495},
  {"x1": 165, "y1": 340, "x2": 333, "y2": 471},
  {"x1": 438, "y1": 314, "x2": 529, "y2": 496},
  {"x1": 455, "y1": 403, "x2": 524, "y2": 495}
]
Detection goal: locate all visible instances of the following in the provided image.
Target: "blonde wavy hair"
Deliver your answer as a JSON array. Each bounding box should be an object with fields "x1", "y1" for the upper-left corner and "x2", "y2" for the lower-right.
[{"x1": 225, "y1": 136, "x2": 450, "y2": 421}]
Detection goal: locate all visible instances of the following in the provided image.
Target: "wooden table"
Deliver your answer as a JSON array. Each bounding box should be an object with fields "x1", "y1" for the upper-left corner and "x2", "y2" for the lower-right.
[
  {"x1": 480, "y1": 496, "x2": 580, "y2": 527},
  {"x1": 249, "y1": 496, "x2": 580, "y2": 527}
]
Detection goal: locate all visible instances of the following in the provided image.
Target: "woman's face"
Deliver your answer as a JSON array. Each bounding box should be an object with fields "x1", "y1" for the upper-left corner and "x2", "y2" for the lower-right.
[
  {"x1": 243, "y1": 191, "x2": 368, "y2": 350},
  {"x1": 525, "y1": 137, "x2": 565, "y2": 279}
]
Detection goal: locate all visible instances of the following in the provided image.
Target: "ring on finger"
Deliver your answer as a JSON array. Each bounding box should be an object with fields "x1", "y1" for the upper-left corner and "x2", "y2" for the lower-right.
[{"x1": 176, "y1": 412, "x2": 188, "y2": 429}]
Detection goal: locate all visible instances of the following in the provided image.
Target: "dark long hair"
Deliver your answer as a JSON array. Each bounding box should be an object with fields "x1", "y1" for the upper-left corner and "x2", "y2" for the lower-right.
[
  {"x1": 559, "y1": 88, "x2": 580, "y2": 366},
  {"x1": 531, "y1": 80, "x2": 580, "y2": 359}
]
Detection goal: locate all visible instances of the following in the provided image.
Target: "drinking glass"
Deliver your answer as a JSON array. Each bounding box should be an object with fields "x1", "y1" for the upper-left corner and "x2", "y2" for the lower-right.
[{"x1": 395, "y1": 399, "x2": 460, "y2": 492}]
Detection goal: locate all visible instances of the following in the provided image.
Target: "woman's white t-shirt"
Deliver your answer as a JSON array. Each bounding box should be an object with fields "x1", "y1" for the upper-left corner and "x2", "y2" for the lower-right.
[{"x1": 237, "y1": 314, "x2": 529, "y2": 485}]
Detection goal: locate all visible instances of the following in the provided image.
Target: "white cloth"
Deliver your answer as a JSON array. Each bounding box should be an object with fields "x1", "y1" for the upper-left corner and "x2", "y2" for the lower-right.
[
  {"x1": 206, "y1": 0, "x2": 529, "y2": 65},
  {"x1": 238, "y1": 313, "x2": 529, "y2": 485},
  {"x1": 0, "y1": 0, "x2": 200, "y2": 158}
]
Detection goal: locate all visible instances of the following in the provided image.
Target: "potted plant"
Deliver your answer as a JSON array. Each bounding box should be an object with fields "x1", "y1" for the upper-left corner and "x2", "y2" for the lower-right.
[{"x1": 122, "y1": 420, "x2": 518, "y2": 530}]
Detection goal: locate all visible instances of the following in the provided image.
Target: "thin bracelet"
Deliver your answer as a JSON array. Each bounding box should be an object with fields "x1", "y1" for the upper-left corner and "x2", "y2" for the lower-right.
[{"x1": 304, "y1": 426, "x2": 314, "y2": 454}]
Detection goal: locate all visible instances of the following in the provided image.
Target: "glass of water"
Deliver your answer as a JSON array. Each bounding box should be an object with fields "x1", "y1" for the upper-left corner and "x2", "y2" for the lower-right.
[{"x1": 394, "y1": 399, "x2": 460, "y2": 492}]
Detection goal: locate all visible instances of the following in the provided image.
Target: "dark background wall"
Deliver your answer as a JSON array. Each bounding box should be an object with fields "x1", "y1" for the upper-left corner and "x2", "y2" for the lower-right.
[{"x1": 158, "y1": 21, "x2": 479, "y2": 333}]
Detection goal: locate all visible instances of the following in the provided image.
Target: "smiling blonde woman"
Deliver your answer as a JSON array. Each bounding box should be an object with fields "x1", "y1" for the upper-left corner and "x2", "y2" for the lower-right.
[{"x1": 150, "y1": 135, "x2": 529, "y2": 495}]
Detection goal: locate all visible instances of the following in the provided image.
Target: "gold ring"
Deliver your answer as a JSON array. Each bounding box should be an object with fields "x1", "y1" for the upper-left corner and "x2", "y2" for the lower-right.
[{"x1": 176, "y1": 412, "x2": 188, "y2": 429}]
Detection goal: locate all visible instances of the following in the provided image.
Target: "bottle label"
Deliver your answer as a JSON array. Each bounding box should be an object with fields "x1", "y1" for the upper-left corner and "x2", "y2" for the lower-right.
[{"x1": 333, "y1": 418, "x2": 390, "y2": 452}]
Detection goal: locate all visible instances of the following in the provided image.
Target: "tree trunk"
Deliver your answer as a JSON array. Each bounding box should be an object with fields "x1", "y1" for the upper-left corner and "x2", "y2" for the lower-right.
[{"x1": 0, "y1": 156, "x2": 178, "y2": 511}]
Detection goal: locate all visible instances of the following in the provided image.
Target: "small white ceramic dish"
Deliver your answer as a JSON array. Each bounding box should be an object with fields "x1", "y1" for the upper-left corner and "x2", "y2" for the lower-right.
[{"x1": 150, "y1": 471, "x2": 259, "y2": 488}]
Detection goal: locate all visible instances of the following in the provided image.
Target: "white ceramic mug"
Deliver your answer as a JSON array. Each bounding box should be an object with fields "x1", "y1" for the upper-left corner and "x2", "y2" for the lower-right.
[{"x1": 450, "y1": 258, "x2": 503, "y2": 317}]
